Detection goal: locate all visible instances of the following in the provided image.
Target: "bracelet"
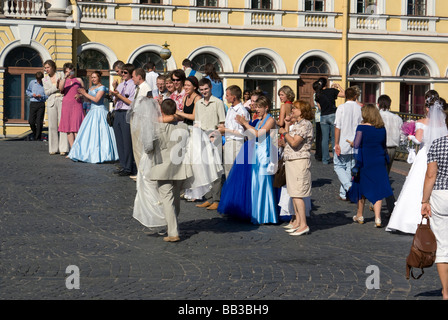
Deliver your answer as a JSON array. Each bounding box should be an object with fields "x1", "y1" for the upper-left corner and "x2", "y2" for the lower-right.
[{"x1": 421, "y1": 200, "x2": 429, "y2": 204}]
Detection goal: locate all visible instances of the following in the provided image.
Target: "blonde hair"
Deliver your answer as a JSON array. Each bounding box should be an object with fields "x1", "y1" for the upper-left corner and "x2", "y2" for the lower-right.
[
  {"x1": 278, "y1": 85, "x2": 295, "y2": 102},
  {"x1": 362, "y1": 104, "x2": 384, "y2": 128}
]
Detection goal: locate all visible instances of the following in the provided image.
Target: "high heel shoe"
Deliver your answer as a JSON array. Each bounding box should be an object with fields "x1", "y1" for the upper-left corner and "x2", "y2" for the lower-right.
[
  {"x1": 290, "y1": 226, "x2": 310, "y2": 236},
  {"x1": 283, "y1": 223, "x2": 294, "y2": 229},
  {"x1": 375, "y1": 218, "x2": 382, "y2": 228},
  {"x1": 353, "y1": 215, "x2": 364, "y2": 224},
  {"x1": 285, "y1": 226, "x2": 300, "y2": 233}
]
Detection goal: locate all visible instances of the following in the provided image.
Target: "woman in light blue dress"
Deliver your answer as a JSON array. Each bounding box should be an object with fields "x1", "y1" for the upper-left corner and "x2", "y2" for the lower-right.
[
  {"x1": 236, "y1": 95, "x2": 278, "y2": 225},
  {"x1": 68, "y1": 71, "x2": 119, "y2": 163}
]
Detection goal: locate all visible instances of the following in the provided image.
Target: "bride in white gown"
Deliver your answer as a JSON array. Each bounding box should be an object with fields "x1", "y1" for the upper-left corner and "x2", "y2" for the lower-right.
[{"x1": 386, "y1": 91, "x2": 447, "y2": 234}]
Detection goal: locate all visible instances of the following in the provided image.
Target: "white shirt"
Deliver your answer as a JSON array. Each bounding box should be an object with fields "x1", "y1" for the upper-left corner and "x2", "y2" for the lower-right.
[
  {"x1": 334, "y1": 100, "x2": 363, "y2": 155},
  {"x1": 135, "y1": 81, "x2": 152, "y2": 98},
  {"x1": 225, "y1": 102, "x2": 250, "y2": 141},
  {"x1": 380, "y1": 110, "x2": 403, "y2": 147},
  {"x1": 145, "y1": 71, "x2": 159, "y2": 92}
]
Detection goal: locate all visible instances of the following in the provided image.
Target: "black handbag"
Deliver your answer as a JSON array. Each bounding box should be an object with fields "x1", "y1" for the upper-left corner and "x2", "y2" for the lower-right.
[{"x1": 106, "y1": 110, "x2": 115, "y2": 127}]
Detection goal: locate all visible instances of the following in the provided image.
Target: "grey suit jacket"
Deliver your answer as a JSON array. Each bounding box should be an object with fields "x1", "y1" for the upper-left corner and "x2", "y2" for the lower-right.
[{"x1": 149, "y1": 122, "x2": 193, "y2": 181}]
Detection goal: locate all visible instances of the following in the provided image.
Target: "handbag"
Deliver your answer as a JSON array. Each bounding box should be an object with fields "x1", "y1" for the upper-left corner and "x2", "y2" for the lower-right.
[
  {"x1": 106, "y1": 110, "x2": 115, "y2": 127},
  {"x1": 273, "y1": 158, "x2": 286, "y2": 188},
  {"x1": 406, "y1": 217, "x2": 437, "y2": 280}
]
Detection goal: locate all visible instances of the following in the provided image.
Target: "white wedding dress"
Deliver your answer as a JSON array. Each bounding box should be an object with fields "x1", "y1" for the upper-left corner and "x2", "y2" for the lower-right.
[
  {"x1": 183, "y1": 125, "x2": 223, "y2": 200},
  {"x1": 386, "y1": 122, "x2": 427, "y2": 234}
]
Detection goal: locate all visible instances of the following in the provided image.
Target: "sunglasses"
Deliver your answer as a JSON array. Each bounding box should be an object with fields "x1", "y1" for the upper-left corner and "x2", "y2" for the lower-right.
[
  {"x1": 122, "y1": 71, "x2": 129, "y2": 74},
  {"x1": 172, "y1": 78, "x2": 181, "y2": 82}
]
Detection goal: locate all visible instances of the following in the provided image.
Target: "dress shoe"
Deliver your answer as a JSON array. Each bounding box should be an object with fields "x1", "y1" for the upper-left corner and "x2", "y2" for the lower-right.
[
  {"x1": 50, "y1": 152, "x2": 57, "y2": 155},
  {"x1": 113, "y1": 168, "x2": 123, "y2": 174},
  {"x1": 163, "y1": 236, "x2": 180, "y2": 242},
  {"x1": 289, "y1": 226, "x2": 310, "y2": 236},
  {"x1": 353, "y1": 215, "x2": 364, "y2": 224},
  {"x1": 118, "y1": 170, "x2": 132, "y2": 176},
  {"x1": 196, "y1": 201, "x2": 212, "y2": 208},
  {"x1": 375, "y1": 218, "x2": 382, "y2": 228},
  {"x1": 206, "y1": 202, "x2": 219, "y2": 210},
  {"x1": 60, "y1": 152, "x2": 67, "y2": 156}
]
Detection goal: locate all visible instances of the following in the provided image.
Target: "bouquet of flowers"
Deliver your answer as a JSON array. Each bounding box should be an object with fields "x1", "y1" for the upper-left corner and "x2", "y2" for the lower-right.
[
  {"x1": 401, "y1": 120, "x2": 416, "y2": 137},
  {"x1": 401, "y1": 120, "x2": 417, "y2": 163}
]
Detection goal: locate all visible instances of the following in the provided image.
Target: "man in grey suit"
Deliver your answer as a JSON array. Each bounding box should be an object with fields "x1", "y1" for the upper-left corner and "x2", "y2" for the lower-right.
[{"x1": 149, "y1": 99, "x2": 192, "y2": 242}]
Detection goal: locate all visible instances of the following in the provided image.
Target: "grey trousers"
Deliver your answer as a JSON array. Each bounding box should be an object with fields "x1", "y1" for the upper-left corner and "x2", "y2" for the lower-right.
[
  {"x1": 158, "y1": 180, "x2": 182, "y2": 238},
  {"x1": 47, "y1": 96, "x2": 69, "y2": 154}
]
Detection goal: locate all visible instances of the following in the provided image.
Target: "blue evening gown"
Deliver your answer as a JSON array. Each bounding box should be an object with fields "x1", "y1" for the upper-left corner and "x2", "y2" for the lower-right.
[
  {"x1": 250, "y1": 114, "x2": 278, "y2": 224},
  {"x1": 218, "y1": 119, "x2": 259, "y2": 221},
  {"x1": 348, "y1": 125, "x2": 393, "y2": 204},
  {"x1": 69, "y1": 85, "x2": 119, "y2": 164}
]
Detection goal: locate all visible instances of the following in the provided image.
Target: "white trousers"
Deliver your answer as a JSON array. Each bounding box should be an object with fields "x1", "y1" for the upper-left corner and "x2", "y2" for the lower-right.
[{"x1": 47, "y1": 96, "x2": 69, "y2": 154}]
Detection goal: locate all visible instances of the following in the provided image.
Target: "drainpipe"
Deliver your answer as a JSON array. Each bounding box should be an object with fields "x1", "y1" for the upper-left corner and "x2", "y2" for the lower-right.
[{"x1": 341, "y1": 0, "x2": 349, "y2": 89}]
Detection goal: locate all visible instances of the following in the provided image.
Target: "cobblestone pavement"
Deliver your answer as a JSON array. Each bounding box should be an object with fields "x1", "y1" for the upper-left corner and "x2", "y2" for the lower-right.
[{"x1": 0, "y1": 140, "x2": 443, "y2": 301}]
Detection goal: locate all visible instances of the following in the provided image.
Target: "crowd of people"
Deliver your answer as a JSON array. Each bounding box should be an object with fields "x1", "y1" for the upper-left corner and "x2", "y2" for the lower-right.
[{"x1": 30, "y1": 59, "x2": 448, "y2": 298}]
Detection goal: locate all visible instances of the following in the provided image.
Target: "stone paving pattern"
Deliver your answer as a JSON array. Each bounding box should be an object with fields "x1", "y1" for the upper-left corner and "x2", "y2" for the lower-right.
[{"x1": 0, "y1": 140, "x2": 443, "y2": 300}]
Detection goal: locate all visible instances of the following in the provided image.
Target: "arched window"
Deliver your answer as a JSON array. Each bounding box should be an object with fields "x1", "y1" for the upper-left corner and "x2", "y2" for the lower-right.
[
  {"x1": 297, "y1": 57, "x2": 329, "y2": 108},
  {"x1": 243, "y1": 54, "x2": 276, "y2": 107},
  {"x1": 132, "y1": 51, "x2": 164, "y2": 73},
  {"x1": 400, "y1": 60, "x2": 430, "y2": 77},
  {"x1": 349, "y1": 58, "x2": 380, "y2": 76},
  {"x1": 77, "y1": 49, "x2": 110, "y2": 88},
  {"x1": 299, "y1": 57, "x2": 329, "y2": 74},
  {"x1": 244, "y1": 55, "x2": 276, "y2": 73},
  {"x1": 4, "y1": 47, "x2": 43, "y2": 123},
  {"x1": 349, "y1": 58, "x2": 381, "y2": 105},
  {"x1": 191, "y1": 53, "x2": 222, "y2": 73},
  {"x1": 399, "y1": 60, "x2": 430, "y2": 115}
]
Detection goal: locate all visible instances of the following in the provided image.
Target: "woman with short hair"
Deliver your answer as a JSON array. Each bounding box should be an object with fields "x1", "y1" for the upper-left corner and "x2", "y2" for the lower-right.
[{"x1": 349, "y1": 104, "x2": 393, "y2": 227}]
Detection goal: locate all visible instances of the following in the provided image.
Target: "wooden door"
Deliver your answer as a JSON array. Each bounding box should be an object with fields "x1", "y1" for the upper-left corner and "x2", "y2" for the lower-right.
[{"x1": 297, "y1": 74, "x2": 323, "y2": 107}]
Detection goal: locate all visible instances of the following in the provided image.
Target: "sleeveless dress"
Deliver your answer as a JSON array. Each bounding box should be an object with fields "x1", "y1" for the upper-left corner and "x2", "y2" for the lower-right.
[
  {"x1": 250, "y1": 114, "x2": 279, "y2": 224},
  {"x1": 68, "y1": 85, "x2": 119, "y2": 163},
  {"x1": 182, "y1": 96, "x2": 195, "y2": 126},
  {"x1": 218, "y1": 116, "x2": 279, "y2": 224},
  {"x1": 347, "y1": 125, "x2": 393, "y2": 205},
  {"x1": 59, "y1": 78, "x2": 84, "y2": 133},
  {"x1": 386, "y1": 122, "x2": 427, "y2": 234}
]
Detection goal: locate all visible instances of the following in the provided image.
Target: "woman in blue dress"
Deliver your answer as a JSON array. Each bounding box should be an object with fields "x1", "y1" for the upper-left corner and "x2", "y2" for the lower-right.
[
  {"x1": 348, "y1": 104, "x2": 393, "y2": 227},
  {"x1": 218, "y1": 95, "x2": 278, "y2": 224},
  {"x1": 68, "y1": 71, "x2": 119, "y2": 163}
]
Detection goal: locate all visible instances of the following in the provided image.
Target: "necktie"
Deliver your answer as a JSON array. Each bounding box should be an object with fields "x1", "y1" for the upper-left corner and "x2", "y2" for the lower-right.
[{"x1": 134, "y1": 85, "x2": 140, "y2": 99}]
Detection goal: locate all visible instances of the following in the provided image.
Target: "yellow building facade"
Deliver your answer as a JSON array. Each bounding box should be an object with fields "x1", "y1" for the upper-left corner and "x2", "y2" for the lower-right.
[{"x1": 1, "y1": 0, "x2": 447, "y2": 137}]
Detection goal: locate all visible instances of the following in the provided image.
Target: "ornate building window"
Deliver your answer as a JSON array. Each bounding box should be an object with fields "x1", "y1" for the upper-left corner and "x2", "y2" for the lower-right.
[
  {"x1": 356, "y1": 0, "x2": 377, "y2": 14},
  {"x1": 399, "y1": 59, "x2": 430, "y2": 115},
  {"x1": 299, "y1": 57, "x2": 329, "y2": 74},
  {"x1": 77, "y1": 49, "x2": 110, "y2": 88},
  {"x1": 400, "y1": 60, "x2": 430, "y2": 77},
  {"x1": 407, "y1": 0, "x2": 426, "y2": 16},
  {"x1": 349, "y1": 58, "x2": 380, "y2": 76},
  {"x1": 140, "y1": 0, "x2": 162, "y2": 4},
  {"x1": 4, "y1": 47, "x2": 43, "y2": 123},
  {"x1": 305, "y1": 0, "x2": 325, "y2": 11},
  {"x1": 349, "y1": 58, "x2": 381, "y2": 105},
  {"x1": 243, "y1": 54, "x2": 276, "y2": 106},
  {"x1": 251, "y1": 0, "x2": 272, "y2": 9},
  {"x1": 191, "y1": 53, "x2": 222, "y2": 72},
  {"x1": 197, "y1": 0, "x2": 218, "y2": 6},
  {"x1": 132, "y1": 51, "x2": 164, "y2": 73},
  {"x1": 244, "y1": 55, "x2": 276, "y2": 73}
]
